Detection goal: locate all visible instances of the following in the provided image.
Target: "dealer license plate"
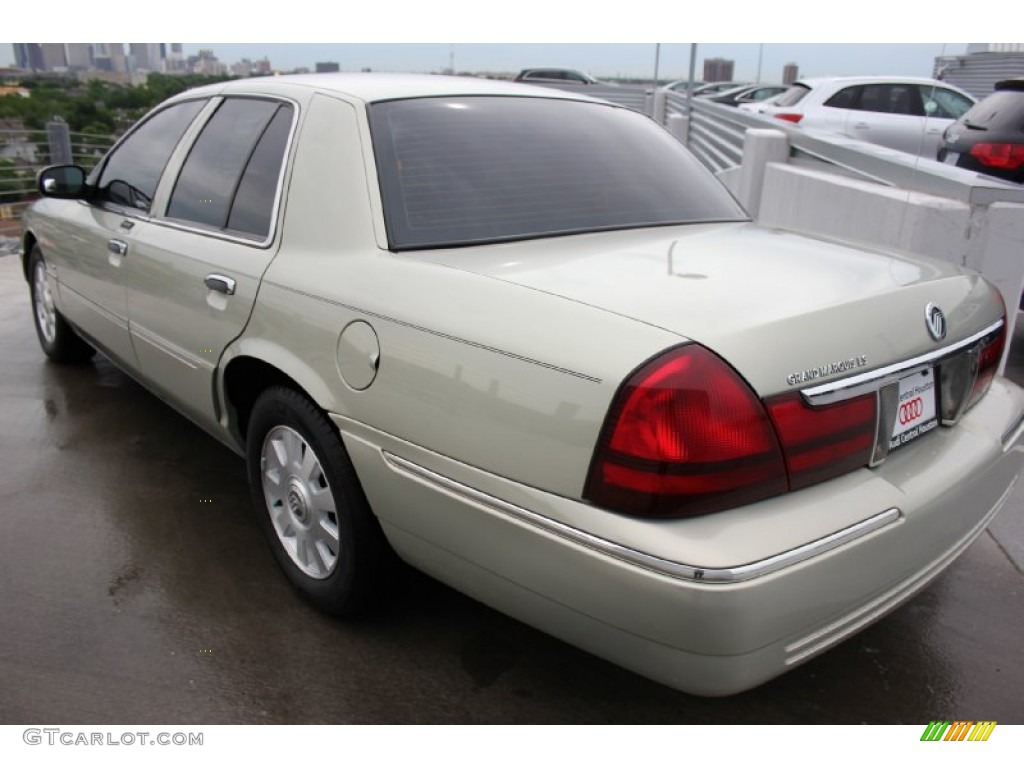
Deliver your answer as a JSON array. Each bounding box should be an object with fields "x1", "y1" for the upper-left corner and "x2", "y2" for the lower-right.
[{"x1": 889, "y1": 368, "x2": 939, "y2": 451}]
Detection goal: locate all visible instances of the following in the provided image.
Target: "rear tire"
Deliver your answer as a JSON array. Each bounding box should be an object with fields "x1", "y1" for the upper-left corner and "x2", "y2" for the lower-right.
[
  {"x1": 28, "y1": 246, "x2": 95, "y2": 364},
  {"x1": 246, "y1": 386, "x2": 393, "y2": 616}
]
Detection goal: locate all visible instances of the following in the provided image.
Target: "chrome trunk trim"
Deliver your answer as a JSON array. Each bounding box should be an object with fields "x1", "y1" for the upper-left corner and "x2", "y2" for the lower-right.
[{"x1": 801, "y1": 319, "x2": 1004, "y2": 405}]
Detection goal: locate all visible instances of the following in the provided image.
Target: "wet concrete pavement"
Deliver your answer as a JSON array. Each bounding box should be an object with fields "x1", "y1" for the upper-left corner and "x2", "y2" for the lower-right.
[{"x1": 0, "y1": 252, "x2": 1022, "y2": 724}]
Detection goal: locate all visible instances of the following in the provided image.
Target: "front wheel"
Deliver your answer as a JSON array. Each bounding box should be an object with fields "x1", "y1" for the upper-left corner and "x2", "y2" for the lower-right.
[
  {"x1": 246, "y1": 386, "x2": 393, "y2": 616},
  {"x1": 28, "y1": 246, "x2": 95, "y2": 363}
]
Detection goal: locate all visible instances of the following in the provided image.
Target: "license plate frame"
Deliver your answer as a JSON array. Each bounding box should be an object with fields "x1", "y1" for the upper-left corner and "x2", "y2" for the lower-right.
[{"x1": 889, "y1": 368, "x2": 939, "y2": 451}]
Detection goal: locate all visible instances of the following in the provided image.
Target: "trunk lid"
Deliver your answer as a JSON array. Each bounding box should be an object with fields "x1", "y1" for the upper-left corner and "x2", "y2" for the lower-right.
[{"x1": 414, "y1": 222, "x2": 1001, "y2": 396}]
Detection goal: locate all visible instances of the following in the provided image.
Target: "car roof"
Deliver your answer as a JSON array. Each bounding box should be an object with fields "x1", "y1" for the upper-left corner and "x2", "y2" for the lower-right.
[
  {"x1": 170, "y1": 72, "x2": 604, "y2": 105},
  {"x1": 793, "y1": 75, "x2": 964, "y2": 89}
]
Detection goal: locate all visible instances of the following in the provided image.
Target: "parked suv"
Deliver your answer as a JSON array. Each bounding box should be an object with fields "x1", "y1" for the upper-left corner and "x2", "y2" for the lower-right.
[
  {"x1": 938, "y1": 79, "x2": 1024, "y2": 184},
  {"x1": 740, "y1": 76, "x2": 976, "y2": 157}
]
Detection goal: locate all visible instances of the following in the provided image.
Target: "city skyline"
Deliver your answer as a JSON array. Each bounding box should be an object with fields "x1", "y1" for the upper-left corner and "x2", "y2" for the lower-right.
[{"x1": 0, "y1": 42, "x2": 974, "y2": 82}]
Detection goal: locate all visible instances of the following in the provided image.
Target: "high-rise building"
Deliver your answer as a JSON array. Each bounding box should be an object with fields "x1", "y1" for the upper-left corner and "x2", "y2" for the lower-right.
[
  {"x1": 14, "y1": 44, "x2": 45, "y2": 70},
  {"x1": 190, "y1": 50, "x2": 227, "y2": 76},
  {"x1": 64, "y1": 44, "x2": 93, "y2": 71},
  {"x1": 703, "y1": 58, "x2": 734, "y2": 82},
  {"x1": 40, "y1": 44, "x2": 68, "y2": 70},
  {"x1": 167, "y1": 43, "x2": 186, "y2": 72},
  {"x1": 231, "y1": 59, "x2": 254, "y2": 77},
  {"x1": 129, "y1": 43, "x2": 164, "y2": 72},
  {"x1": 316, "y1": 62, "x2": 340, "y2": 73},
  {"x1": 782, "y1": 62, "x2": 799, "y2": 85},
  {"x1": 92, "y1": 44, "x2": 127, "y2": 73}
]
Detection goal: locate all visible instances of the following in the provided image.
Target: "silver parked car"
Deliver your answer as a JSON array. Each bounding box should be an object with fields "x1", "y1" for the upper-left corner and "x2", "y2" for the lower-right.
[
  {"x1": 22, "y1": 74, "x2": 1024, "y2": 696},
  {"x1": 740, "y1": 76, "x2": 976, "y2": 157}
]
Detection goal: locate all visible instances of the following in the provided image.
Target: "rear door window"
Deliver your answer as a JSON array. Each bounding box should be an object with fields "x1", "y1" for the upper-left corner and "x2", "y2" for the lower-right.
[
  {"x1": 823, "y1": 86, "x2": 859, "y2": 110},
  {"x1": 166, "y1": 98, "x2": 293, "y2": 239},
  {"x1": 850, "y1": 84, "x2": 923, "y2": 116}
]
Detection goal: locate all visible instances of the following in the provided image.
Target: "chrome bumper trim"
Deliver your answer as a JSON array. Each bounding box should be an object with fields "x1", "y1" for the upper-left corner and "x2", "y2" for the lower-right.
[
  {"x1": 1002, "y1": 408, "x2": 1024, "y2": 449},
  {"x1": 381, "y1": 451, "x2": 902, "y2": 585}
]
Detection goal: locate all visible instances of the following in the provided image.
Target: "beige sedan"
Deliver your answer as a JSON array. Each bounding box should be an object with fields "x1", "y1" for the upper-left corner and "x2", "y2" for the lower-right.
[{"x1": 21, "y1": 74, "x2": 1024, "y2": 696}]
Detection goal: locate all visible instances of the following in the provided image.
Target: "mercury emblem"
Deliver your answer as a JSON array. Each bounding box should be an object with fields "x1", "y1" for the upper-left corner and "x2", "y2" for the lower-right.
[{"x1": 925, "y1": 303, "x2": 946, "y2": 341}]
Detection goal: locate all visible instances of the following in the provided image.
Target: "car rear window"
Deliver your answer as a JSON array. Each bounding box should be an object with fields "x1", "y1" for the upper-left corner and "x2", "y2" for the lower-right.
[{"x1": 369, "y1": 96, "x2": 746, "y2": 250}]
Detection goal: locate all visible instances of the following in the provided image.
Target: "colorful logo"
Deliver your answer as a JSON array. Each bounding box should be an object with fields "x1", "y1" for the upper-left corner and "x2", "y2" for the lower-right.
[{"x1": 920, "y1": 721, "x2": 997, "y2": 741}]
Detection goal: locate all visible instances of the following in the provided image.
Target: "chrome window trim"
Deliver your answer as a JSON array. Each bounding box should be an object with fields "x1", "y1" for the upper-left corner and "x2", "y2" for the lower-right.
[
  {"x1": 802, "y1": 319, "x2": 1004, "y2": 405},
  {"x1": 381, "y1": 451, "x2": 901, "y2": 584},
  {"x1": 152, "y1": 95, "x2": 300, "y2": 249}
]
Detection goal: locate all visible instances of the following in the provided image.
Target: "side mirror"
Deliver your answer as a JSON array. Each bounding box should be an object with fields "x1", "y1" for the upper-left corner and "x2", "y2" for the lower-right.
[{"x1": 38, "y1": 165, "x2": 87, "y2": 199}]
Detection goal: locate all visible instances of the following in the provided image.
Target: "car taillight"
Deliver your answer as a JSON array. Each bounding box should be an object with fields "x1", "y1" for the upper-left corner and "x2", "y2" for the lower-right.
[
  {"x1": 774, "y1": 113, "x2": 803, "y2": 123},
  {"x1": 764, "y1": 392, "x2": 877, "y2": 491},
  {"x1": 967, "y1": 323, "x2": 1006, "y2": 411},
  {"x1": 968, "y1": 142, "x2": 1024, "y2": 170},
  {"x1": 584, "y1": 345, "x2": 788, "y2": 518}
]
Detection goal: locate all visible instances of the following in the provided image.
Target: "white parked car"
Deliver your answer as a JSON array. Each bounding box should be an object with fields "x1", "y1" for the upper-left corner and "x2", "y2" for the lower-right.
[
  {"x1": 21, "y1": 73, "x2": 1023, "y2": 696},
  {"x1": 740, "y1": 76, "x2": 976, "y2": 157}
]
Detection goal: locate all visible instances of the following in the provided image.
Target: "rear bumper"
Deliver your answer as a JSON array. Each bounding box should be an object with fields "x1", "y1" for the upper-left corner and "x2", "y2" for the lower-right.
[{"x1": 333, "y1": 377, "x2": 1024, "y2": 696}]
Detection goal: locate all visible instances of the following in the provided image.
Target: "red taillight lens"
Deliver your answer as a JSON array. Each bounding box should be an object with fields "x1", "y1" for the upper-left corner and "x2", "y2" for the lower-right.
[
  {"x1": 968, "y1": 142, "x2": 1024, "y2": 170},
  {"x1": 774, "y1": 112, "x2": 803, "y2": 123},
  {"x1": 584, "y1": 345, "x2": 788, "y2": 518},
  {"x1": 765, "y1": 392, "x2": 877, "y2": 491},
  {"x1": 967, "y1": 323, "x2": 1006, "y2": 410}
]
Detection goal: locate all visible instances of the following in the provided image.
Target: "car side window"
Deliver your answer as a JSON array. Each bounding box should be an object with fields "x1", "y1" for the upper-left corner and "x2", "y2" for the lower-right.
[
  {"x1": 823, "y1": 87, "x2": 859, "y2": 109},
  {"x1": 923, "y1": 87, "x2": 974, "y2": 120},
  {"x1": 226, "y1": 104, "x2": 294, "y2": 238},
  {"x1": 96, "y1": 100, "x2": 205, "y2": 212},
  {"x1": 851, "y1": 84, "x2": 923, "y2": 116},
  {"x1": 166, "y1": 98, "x2": 293, "y2": 239}
]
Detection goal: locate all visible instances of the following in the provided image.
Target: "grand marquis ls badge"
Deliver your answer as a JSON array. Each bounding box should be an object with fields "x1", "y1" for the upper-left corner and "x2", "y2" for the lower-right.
[
  {"x1": 925, "y1": 303, "x2": 947, "y2": 341},
  {"x1": 786, "y1": 355, "x2": 868, "y2": 386}
]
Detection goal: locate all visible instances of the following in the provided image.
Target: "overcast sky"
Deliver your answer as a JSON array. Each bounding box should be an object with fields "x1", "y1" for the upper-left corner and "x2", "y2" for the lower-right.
[{"x1": 1, "y1": 2, "x2": 995, "y2": 81}]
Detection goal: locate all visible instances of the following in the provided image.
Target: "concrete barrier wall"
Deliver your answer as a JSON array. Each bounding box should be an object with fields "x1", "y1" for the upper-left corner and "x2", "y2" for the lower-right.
[{"x1": 747, "y1": 148, "x2": 1024, "y2": 370}]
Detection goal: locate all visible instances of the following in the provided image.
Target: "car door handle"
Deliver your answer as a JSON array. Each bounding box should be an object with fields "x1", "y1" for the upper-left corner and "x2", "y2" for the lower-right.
[
  {"x1": 853, "y1": 122, "x2": 870, "y2": 129},
  {"x1": 107, "y1": 239, "x2": 128, "y2": 256},
  {"x1": 204, "y1": 274, "x2": 236, "y2": 295}
]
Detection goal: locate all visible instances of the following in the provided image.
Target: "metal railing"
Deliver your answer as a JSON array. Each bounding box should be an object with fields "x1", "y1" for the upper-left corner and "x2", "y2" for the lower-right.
[
  {"x1": 658, "y1": 89, "x2": 1024, "y2": 206},
  {"x1": 0, "y1": 124, "x2": 116, "y2": 240}
]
